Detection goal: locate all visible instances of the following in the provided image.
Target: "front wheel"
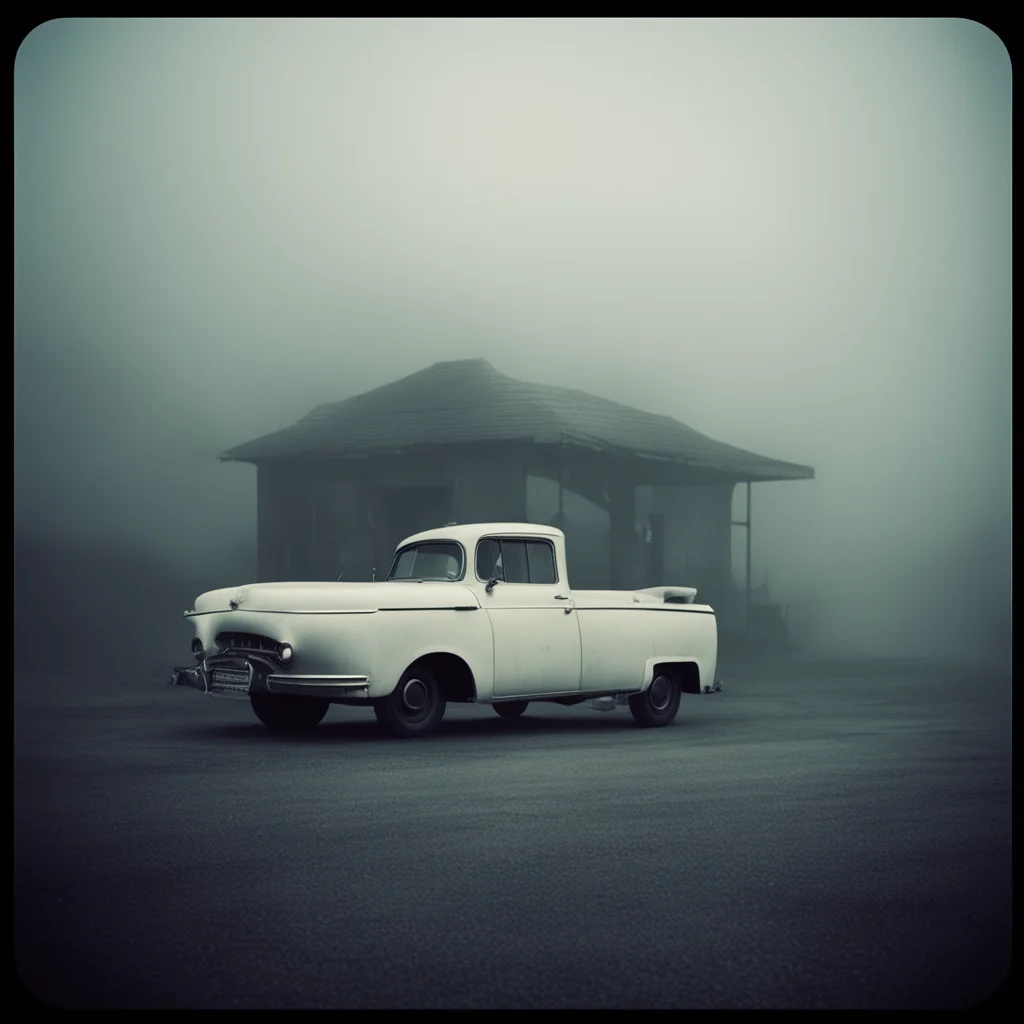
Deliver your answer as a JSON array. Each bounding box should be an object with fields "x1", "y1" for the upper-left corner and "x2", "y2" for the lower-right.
[
  {"x1": 250, "y1": 693, "x2": 330, "y2": 731},
  {"x1": 493, "y1": 700, "x2": 529, "y2": 719},
  {"x1": 628, "y1": 674, "x2": 681, "y2": 728},
  {"x1": 374, "y1": 665, "x2": 446, "y2": 738}
]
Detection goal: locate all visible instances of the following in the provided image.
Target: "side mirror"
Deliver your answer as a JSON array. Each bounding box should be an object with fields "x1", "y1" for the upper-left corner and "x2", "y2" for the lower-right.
[{"x1": 485, "y1": 576, "x2": 500, "y2": 593}]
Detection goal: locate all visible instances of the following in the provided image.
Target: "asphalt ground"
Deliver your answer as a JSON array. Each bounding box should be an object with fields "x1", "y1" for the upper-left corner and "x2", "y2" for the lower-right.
[{"x1": 13, "y1": 656, "x2": 1012, "y2": 1009}]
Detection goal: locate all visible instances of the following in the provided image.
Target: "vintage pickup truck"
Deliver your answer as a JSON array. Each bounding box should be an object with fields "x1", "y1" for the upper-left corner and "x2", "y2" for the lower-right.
[{"x1": 171, "y1": 522, "x2": 722, "y2": 737}]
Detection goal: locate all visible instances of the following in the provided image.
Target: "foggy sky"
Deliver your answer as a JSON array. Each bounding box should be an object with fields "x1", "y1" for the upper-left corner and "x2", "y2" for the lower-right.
[{"x1": 14, "y1": 18, "x2": 1011, "y2": 658}]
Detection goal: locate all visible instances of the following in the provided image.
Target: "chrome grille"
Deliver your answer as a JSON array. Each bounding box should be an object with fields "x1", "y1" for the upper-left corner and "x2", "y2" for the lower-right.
[{"x1": 215, "y1": 632, "x2": 282, "y2": 657}]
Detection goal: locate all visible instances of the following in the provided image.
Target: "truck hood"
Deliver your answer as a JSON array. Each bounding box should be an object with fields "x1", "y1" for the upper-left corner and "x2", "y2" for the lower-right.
[{"x1": 192, "y1": 580, "x2": 481, "y2": 614}]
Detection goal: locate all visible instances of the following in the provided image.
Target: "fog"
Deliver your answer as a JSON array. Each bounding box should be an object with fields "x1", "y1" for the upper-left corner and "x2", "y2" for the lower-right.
[{"x1": 14, "y1": 18, "x2": 1010, "y2": 667}]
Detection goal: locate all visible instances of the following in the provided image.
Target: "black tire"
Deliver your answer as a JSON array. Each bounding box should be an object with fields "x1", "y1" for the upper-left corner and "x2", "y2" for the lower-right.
[
  {"x1": 374, "y1": 665, "x2": 446, "y2": 738},
  {"x1": 628, "y1": 673, "x2": 681, "y2": 728},
  {"x1": 250, "y1": 693, "x2": 330, "y2": 731},
  {"x1": 493, "y1": 700, "x2": 529, "y2": 719}
]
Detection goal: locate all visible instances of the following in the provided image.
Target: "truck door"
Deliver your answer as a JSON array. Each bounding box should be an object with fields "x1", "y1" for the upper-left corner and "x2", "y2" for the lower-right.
[{"x1": 477, "y1": 536, "x2": 583, "y2": 698}]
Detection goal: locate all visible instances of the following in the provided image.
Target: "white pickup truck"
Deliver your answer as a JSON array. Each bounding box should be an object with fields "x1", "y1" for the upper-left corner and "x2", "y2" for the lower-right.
[{"x1": 172, "y1": 522, "x2": 722, "y2": 738}]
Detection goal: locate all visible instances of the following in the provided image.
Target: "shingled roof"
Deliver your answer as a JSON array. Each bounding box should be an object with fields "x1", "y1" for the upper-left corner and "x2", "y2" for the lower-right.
[{"x1": 220, "y1": 359, "x2": 814, "y2": 482}]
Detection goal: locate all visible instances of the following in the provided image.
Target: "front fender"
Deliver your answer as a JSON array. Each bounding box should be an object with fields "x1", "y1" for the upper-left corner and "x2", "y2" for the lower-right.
[{"x1": 371, "y1": 609, "x2": 494, "y2": 699}]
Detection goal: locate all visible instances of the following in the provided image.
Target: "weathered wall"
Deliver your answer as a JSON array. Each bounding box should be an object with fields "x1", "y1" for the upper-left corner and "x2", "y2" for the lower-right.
[
  {"x1": 646, "y1": 483, "x2": 735, "y2": 612},
  {"x1": 452, "y1": 448, "x2": 527, "y2": 525},
  {"x1": 258, "y1": 448, "x2": 531, "y2": 582},
  {"x1": 526, "y1": 474, "x2": 611, "y2": 589},
  {"x1": 256, "y1": 460, "x2": 314, "y2": 581},
  {"x1": 328, "y1": 463, "x2": 372, "y2": 581},
  {"x1": 257, "y1": 451, "x2": 738, "y2": 604}
]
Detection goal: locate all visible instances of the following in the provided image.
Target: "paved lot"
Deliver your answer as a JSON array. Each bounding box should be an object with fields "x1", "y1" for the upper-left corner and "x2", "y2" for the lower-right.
[{"x1": 14, "y1": 656, "x2": 1011, "y2": 1009}]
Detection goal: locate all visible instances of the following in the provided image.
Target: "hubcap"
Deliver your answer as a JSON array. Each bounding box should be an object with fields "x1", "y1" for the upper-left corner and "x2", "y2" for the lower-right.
[
  {"x1": 402, "y1": 678, "x2": 429, "y2": 712},
  {"x1": 649, "y1": 675, "x2": 672, "y2": 711}
]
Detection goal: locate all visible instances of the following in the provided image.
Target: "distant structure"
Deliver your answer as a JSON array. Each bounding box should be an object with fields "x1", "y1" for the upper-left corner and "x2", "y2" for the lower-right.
[{"x1": 221, "y1": 359, "x2": 814, "y2": 641}]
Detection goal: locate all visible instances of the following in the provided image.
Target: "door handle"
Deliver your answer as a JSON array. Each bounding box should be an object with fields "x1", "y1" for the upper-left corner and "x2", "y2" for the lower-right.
[{"x1": 554, "y1": 595, "x2": 569, "y2": 600}]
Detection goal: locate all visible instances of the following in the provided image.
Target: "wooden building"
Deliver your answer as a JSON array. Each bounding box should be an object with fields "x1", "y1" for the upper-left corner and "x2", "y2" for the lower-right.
[{"x1": 220, "y1": 359, "x2": 814, "y2": 636}]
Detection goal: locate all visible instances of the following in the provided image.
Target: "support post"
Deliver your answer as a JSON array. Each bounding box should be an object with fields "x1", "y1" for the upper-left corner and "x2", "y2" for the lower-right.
[
  {"x1": 557, "y1": 434, "x2": 565, "y2": 531},
  {"x1": 310, "y1": 471, "x2": 318, "y2": 580},
  {"x1": 745, "y1": 481, "x2": 752, "y2": 641}
]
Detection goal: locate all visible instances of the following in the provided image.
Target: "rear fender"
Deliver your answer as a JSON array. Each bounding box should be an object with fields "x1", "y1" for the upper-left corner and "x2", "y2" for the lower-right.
[{"x1": 643, "y1": 657, "x2": 703, "y2": 694}]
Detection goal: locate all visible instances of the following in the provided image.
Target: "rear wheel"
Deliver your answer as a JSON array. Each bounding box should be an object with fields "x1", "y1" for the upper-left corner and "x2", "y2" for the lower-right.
[
  {"x1": 250, "y1": 693, "x2": 330, "y2": 731},
  {"x1": 374, "y1": 665, "x2": 446, "y2": 738},
  {"x1": 628, "y1": 673, "x2": 681, "y2": 728},
  {"x1": 493, "y1": 700, "x2": 529, "y2": 719}
]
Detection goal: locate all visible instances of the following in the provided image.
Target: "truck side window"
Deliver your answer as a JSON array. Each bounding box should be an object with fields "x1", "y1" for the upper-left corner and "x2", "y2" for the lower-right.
[
  {"x1": 476, "y1": 539, "x2": 501, "y2": 580},
  {"x1": 525, "y1": 541, "x2": 556, "y2": 584},
  {"x1": 477, "y1": 538, "x2": 557, "y2": 584},
  {"x1": 499, "y1": 541, "x2": 529, "y2": 583}
]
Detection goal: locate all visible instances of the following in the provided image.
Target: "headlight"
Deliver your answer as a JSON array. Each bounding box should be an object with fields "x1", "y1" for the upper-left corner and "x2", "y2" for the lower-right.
[
  {"x1": 279, "y1": 643, "x2": 293, "y2": 664},
  {"x1": 191, "y1": 637, "x2": 204, "y2": 656}
]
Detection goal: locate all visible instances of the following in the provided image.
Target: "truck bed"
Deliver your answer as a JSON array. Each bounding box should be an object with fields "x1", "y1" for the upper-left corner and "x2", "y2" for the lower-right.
[{"x1": 571, "y1": 586, "x2": 702, "y2": 609}]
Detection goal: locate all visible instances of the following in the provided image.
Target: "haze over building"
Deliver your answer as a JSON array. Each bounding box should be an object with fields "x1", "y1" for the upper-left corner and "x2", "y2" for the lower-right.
[{"x1": 14, "y1": 19, "x2": 1010, "y2": 664}]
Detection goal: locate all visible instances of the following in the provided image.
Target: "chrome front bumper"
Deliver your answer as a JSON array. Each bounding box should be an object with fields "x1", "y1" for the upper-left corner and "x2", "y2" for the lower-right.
[{"x1": 169, "y1": 656, "x2": 370, "y2": 701}]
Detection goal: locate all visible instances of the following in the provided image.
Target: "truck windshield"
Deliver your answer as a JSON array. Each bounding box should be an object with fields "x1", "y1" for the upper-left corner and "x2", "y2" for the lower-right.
[{"x1": 386, "y1": 542, "x2": 465, "y2": 581}]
